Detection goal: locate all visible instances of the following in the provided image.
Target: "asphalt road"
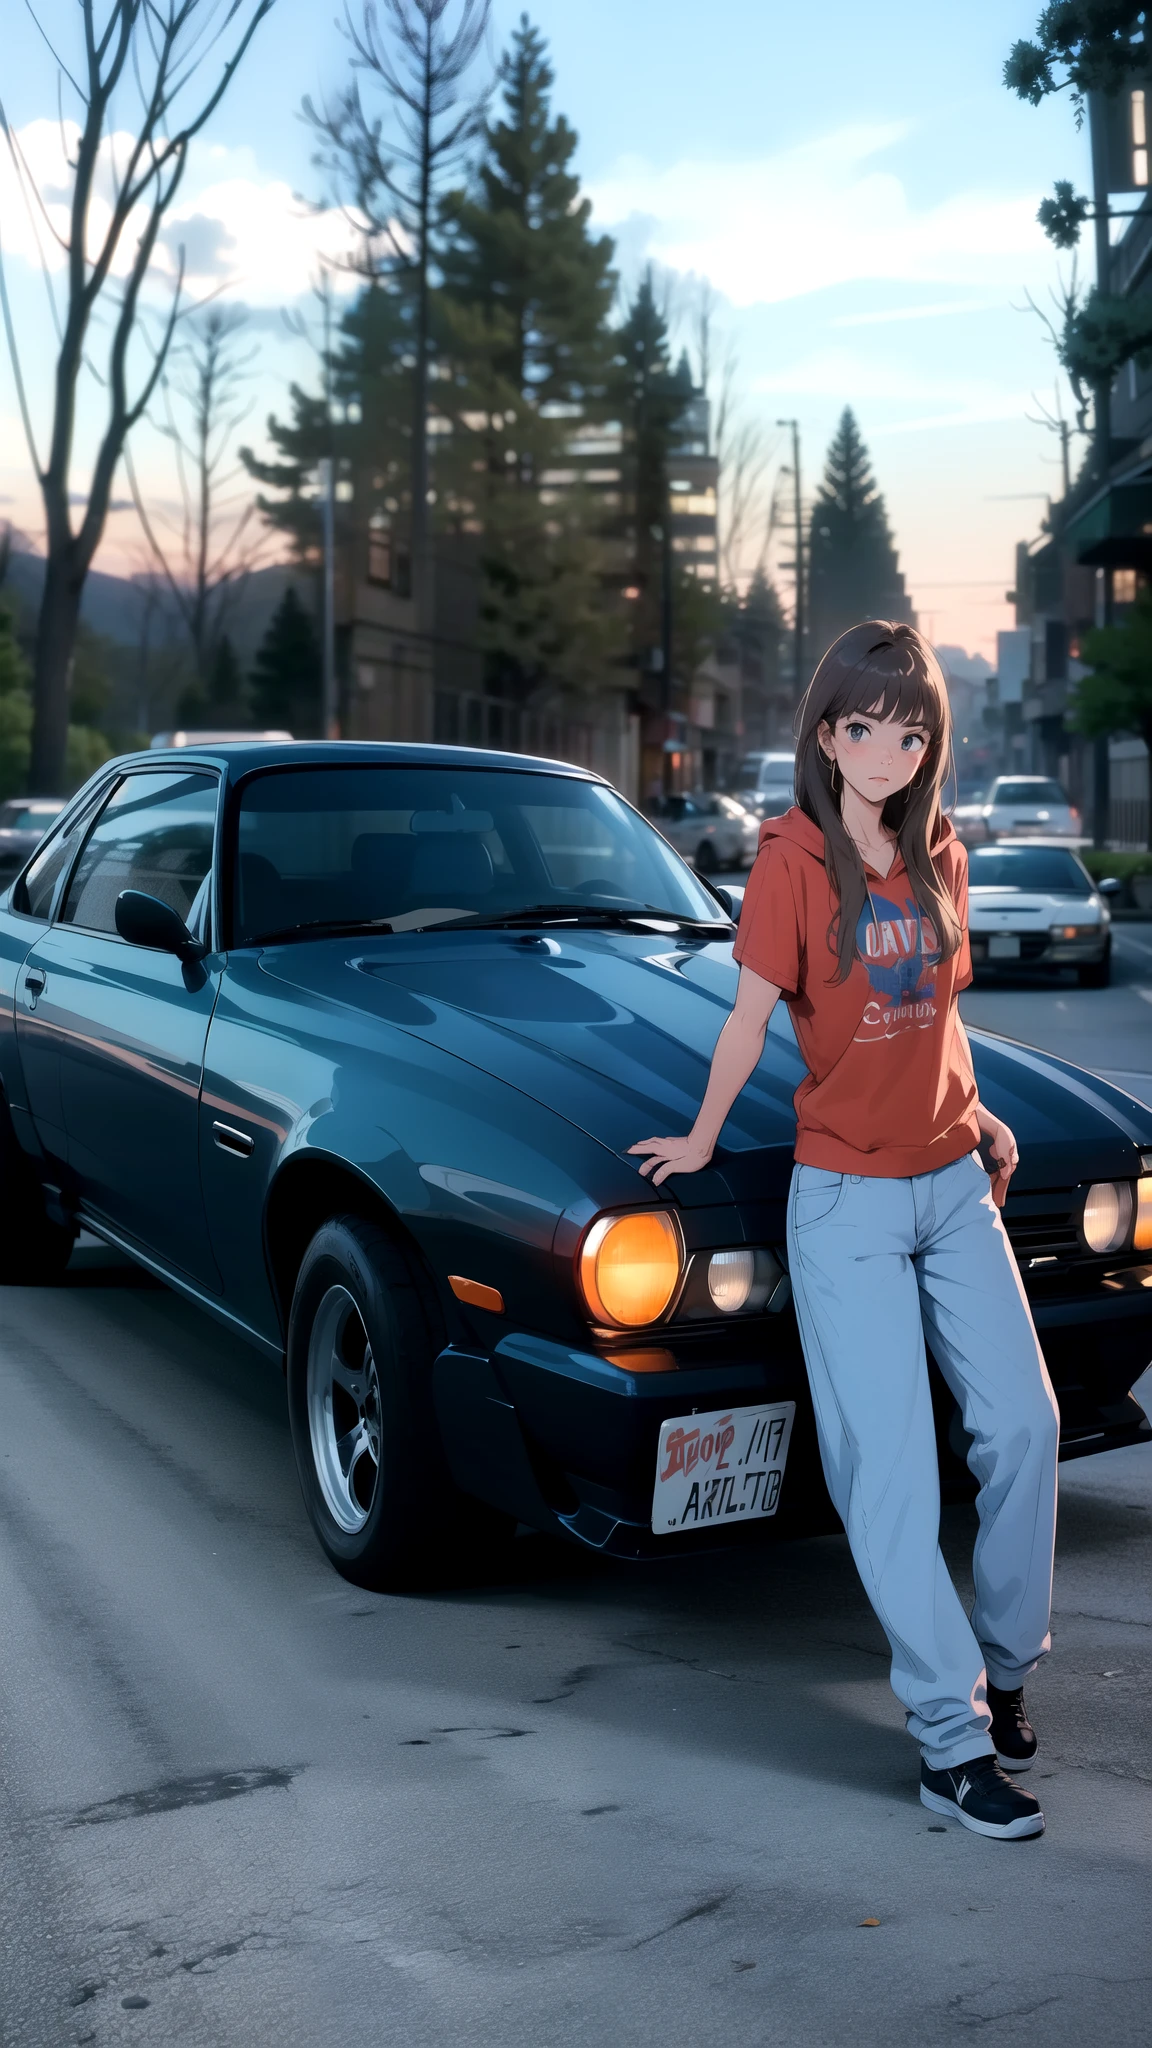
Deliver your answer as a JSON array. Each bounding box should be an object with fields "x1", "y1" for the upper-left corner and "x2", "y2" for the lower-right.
[{"x1": 1, "y1": 922, "x2": 1150, "y2": 2048}]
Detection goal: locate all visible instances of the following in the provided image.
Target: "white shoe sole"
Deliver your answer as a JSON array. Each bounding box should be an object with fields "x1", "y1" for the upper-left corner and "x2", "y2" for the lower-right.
[
  {"x1": 920, "y1": 1785, "x2": 1044, "y2": 1839},
  {"x1": 995, "y1": 1748, "x2": 1036, "y2": 1772}
]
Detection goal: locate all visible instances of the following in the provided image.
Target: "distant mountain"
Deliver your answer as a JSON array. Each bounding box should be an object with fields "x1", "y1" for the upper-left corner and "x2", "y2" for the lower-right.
[{"x1": 4, "y1": 548, "x2": 312, "y2": 667}]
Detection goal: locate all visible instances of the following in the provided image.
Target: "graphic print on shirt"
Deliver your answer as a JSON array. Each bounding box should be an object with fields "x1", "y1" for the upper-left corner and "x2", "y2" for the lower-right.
[{"x1": 853, "y1": 889, "x2": 941, "y2": 1042}]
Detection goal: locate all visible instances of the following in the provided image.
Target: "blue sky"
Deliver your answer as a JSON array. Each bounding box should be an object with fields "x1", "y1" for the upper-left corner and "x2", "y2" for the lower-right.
[{"x1": 0, "y1": 0, "x2": 1092, "y2": 655}]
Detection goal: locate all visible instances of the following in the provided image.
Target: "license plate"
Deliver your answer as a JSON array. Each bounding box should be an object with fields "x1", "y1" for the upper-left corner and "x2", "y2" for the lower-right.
[
  {"x1": 652, "y1": 1401, "x2": 795, "y2": 1534},
  {"x1": 988, "y1": 933, "x2": 1020, "y2": 959}
]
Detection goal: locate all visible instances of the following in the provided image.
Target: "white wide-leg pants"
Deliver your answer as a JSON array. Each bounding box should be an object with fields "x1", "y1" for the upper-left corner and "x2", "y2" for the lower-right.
[{"x1": 786, "y1": 1149, "x2": 1060, "y2": 1770}]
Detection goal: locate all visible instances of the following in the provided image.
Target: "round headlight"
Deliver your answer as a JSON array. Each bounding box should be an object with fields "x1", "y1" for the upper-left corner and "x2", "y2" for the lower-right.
[
  {"x1": 707, "y1": 1248, "x2": 755, "y2": 1313},
  {"x1": 579, "y1": 1211, "x2": 682, "y2": 1328},
  {"x1": 1082, "y1": 1181, "x2": 1134, "y2": 1255}
]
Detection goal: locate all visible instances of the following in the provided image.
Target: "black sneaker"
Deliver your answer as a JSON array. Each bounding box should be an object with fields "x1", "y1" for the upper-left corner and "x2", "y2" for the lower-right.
[
  {"x1": 920, "y1": 1755, "x2": 1044, "y2": 1839},
  {"x1": 987, "y1": 1681, "x2": 1037, "y2": 1772}
]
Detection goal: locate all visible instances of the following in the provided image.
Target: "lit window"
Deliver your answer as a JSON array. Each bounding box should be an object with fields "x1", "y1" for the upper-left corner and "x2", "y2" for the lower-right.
[
  {"x1": 1134, "y1": 90, "x2": 1148, "y2": 184},
  {"x1": 1114, "y1": 568, "x2": 1139, "y2": 603}
]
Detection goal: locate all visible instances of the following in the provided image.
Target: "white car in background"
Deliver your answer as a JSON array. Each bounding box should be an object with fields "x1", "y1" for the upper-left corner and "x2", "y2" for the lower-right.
[
  {"x1": 966, "y1": 842, "x2": 1121, "y2": 988},
  {"x1": 955, "y1": 775, "x2": 1082, "y2": 846},
  {"x1": 644, "y1": 791, "x2": 752, "y2": 872},
  {"x1": 732, "y1": 750, "x2": 795, "y2": 821}
]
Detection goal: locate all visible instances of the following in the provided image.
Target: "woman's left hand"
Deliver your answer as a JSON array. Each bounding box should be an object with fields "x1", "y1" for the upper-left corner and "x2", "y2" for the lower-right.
[{"x1": 979, "y1": 1111, "x2": 1019, "y2": 1208}]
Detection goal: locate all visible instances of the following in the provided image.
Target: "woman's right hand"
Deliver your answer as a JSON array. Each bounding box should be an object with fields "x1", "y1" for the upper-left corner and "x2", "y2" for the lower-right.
[{"x1": 628, "y1": 1134, "x2": 714, "y2": 1185}]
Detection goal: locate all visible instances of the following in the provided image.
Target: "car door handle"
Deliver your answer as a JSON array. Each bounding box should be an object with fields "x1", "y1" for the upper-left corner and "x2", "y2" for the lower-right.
[
  {"x1": 22, "y1": 967, "x2": 45, "y2": 1008},
  {"x1": 212, "y1": 1121, "x2": 254, "y2": 1158}
]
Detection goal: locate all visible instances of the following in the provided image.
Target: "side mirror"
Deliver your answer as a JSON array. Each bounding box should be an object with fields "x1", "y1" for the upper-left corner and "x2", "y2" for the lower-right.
[
  {"x1": 115, "y1": 888, "x2": 205, "y2": 962},
  {"x1": 712, "y1": 884, "x2": 744, "y2": 922},
  {"x1": 1097, "y1": 876, "x2": 1123, "y2": 897}
]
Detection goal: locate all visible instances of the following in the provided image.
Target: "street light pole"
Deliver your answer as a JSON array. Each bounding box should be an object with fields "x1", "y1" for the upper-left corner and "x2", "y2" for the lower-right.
[{"x1": 777, "y1": 417, "x2": 804, "y2": 701}]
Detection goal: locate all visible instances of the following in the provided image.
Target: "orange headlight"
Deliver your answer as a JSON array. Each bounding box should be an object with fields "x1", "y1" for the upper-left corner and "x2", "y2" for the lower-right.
[
  {"x1": 1136, "y1": 1176, "x2": 1152, "y2": 1251},
  {"x1": 579, "y1": 1211, "x2": 682, "y2": 1328}
]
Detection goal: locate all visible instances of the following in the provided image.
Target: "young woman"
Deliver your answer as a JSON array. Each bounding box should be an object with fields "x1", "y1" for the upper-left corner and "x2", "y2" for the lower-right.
[{"x1": 631, "y1": 621, "x2": 1059, "y2": 1843}]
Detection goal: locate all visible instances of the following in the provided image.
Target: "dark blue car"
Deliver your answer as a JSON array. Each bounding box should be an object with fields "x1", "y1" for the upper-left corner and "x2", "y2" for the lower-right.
[{"x1": 0, "y1": 743, "x2": 1149, "y2": 1586}]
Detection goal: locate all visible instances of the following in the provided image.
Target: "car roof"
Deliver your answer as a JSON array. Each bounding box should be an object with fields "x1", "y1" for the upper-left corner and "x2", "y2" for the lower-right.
[{"x1": 99, "y1": 740, "x2": 609, "y2": 787}]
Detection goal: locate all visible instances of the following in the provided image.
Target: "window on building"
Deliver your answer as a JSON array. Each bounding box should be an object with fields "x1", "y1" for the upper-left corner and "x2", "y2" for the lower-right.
[
  {"x1": 1134, "y1": 89, "x2": 1148, "y2": 187},
  {"x1": 1114, "y1": 568, "x2": 1139, "y2": 604},
  {"x1": 368, "y1": 520, "x2": 392, "y2": 586}
]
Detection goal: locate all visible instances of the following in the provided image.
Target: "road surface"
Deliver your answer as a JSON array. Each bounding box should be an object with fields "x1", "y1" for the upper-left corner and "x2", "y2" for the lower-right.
[{"x1": 0, "y1": 928, "x2": 1149, "y2": 2047}]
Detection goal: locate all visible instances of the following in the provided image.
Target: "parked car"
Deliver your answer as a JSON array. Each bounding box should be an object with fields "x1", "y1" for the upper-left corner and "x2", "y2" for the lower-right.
[
  {"x1": 968, "y1": 842, "x2": 1120, "y2": 987},
  {"x1": 715, "y1": 792, "x2": 760, "y2": 866},
  {"x1": 0, "y1": 743, "x2": 1148, "y2": 1590},
  {"x1": 0, "y1": 798, "x2": 67, "y2": 881},
  {"x1": 955, "y1": 775, "x2": 1082, "y2": 846},
  {"x1": 645, "y1": 790, "x2": 749, "y2": 871},
  {"x1": 732, "y1": 750, "x2": 795, "y2": 820}
]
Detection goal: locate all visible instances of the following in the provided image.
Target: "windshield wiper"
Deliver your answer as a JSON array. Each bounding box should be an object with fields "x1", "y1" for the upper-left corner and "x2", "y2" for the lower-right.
[
  {"x1": 247, "y1": 916, "x2": 395, "y2": 946},
  {"x1": 417, "y1": 904, "x2": 732, "y2": 934}
]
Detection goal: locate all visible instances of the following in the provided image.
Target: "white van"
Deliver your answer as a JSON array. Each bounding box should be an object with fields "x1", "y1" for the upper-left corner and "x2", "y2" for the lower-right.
[{"x1": 732, "y1": 750, "x2": 795, "y2": 819}]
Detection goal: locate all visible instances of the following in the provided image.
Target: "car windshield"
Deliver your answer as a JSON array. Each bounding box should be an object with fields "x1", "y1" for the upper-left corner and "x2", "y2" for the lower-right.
[
  {"x1": 991, "y1": 780, "x2": 1068, "y2": 807},
  {"x1": 232, "y1": 764, "x2": 726, "y2": 944},
  {"x1": 968, "y1": 847, "x2": 1091, "y2": 896}
]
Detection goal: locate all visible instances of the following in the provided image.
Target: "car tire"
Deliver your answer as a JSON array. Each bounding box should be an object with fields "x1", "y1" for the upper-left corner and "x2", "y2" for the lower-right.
[
  {"x1": 286, "y1": 1214, "x2": 511, "y2": 1590},
  {"x1": 695, "y1": 840, "x2": 717, "y2": 874},
  {"x1": 0, "y1": 1093, "x2": 75, "y2": 1284},
  {"x1": 1078, "y1": 944, "x2": 1111, "y2": 988}
]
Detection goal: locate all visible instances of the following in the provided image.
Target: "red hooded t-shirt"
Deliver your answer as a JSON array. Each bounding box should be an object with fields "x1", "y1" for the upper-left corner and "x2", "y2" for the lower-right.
[{"x1": 732, "y1": 806, "x2": 979, "y2": 1178}]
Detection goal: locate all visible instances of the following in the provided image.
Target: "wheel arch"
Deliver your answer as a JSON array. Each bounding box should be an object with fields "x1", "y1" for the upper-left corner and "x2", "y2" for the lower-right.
[{"x1": 263, "y1": 1152, "x2": 445, "y2": 1354}]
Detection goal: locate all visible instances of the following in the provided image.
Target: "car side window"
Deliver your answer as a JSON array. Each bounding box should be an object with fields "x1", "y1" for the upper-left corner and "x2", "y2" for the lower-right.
[
  {"x1": 16, "y1": 792, "x2": 112, "y2": 921},
  {"x1": 59, "y1": 771, "x2": 218, "y2": 936}
]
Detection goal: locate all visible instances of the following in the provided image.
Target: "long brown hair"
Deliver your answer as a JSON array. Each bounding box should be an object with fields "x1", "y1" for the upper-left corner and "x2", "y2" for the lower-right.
[{"x1": 794, "y1": 621, "x2": 960, "y2": 984}]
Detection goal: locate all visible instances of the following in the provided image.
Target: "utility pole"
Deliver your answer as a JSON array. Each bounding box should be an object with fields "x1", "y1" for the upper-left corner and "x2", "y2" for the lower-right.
[
  {"x1": 777, "y1": 418, "x2": 804, "y2": 702},
  {"x1": 1089, "y1": 111, "x2": 1113, "y2": 845},
  {"x1": 318, "y1": 456, "x2": 337, "y2": 739}
]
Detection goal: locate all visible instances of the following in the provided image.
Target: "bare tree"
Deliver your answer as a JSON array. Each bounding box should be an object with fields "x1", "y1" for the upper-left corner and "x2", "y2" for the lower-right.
[
  {"x1": 305, "y1": 0, "x2": 491, "y2": 597},
  {"x1": 125, "y1": 307, "x2": 267, "y2": 684},
  {"x1": 691, "y1": 280, "x2": 774, "y2": 590},
  {"x1": 1025, "y1": 381, "x2": 1088, "y2": 505},
  {"x1": 0, "y1": 0, "x2": 276, "y2": 790}
]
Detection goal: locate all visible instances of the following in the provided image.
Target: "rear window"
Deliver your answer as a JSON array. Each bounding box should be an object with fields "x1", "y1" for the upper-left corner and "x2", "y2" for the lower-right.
[
  {"x1": 990, "y1": 780, "x2": 1068, "y2": 806},
  {"x1": 231, "y1": 764, "x2": 721, "y2": 944},
  {"x1": 968, "y1": 847, "x2": 1091, "y2": 896}
]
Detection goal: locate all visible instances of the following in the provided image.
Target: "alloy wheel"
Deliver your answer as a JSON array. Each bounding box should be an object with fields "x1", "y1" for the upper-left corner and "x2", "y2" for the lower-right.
[{"x1": 307, "y1": 1284, "x2": 382, "y2": 1533}]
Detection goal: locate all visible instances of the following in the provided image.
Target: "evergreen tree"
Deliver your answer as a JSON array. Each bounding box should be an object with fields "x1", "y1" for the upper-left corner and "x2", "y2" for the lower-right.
[
  {"x1": 440, "y1": 14, "x2": 616, "y2": 409},
  {"x1": 250, "y1": 589, "x2": 322, "y2": 735},
  {"x1": 436, "y1": 16, "x2": 623, "y2": 700},
  {"x1": 176, "y1": 632, "x2": 249, "y2": 728},
  {"x1": 615, "y1": 274, "x2": 694, "y2": 683},
  {"x1": 807, "y1": 408, "x2": 912, "y2": 659},
  {"x1": 0, "y1": 596, "x2": 33, "y2": 798},
  {"x1": 242, "y1": 286, "x2": 415, "y2": 585}
]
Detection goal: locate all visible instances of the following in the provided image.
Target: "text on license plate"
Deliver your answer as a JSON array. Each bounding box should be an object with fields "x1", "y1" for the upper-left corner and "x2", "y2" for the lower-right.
[
  {"x1": 652, "y1": 1401, "x2": 795, "y2": 1534},
  {"x1": 988, "y1": 934, "x2": 1020, "y2": 959}
]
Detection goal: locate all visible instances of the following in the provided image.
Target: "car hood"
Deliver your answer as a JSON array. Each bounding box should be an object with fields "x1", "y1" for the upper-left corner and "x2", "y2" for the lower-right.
[
  {"x1": 260, "y1": 928, "x2": 805, "y2": 1204},
  {"x1": 259, "y1": 927, "x2": 1152, "y2": 1198}
]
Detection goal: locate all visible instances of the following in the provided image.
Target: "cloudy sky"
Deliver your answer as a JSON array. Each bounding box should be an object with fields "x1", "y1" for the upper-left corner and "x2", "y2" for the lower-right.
[{"x1": 0, "y1": 0, "x2": 1091, "y2": 657}]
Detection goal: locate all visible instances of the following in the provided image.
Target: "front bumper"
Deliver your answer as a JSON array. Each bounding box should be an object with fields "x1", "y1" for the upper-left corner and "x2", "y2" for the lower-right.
[
  {"x1": 970, "y1": 930, "x2": 1107, "y2": 968},
  {"x1": 433, "y1": 1275, "x2": 1152, "y2": 1556}
]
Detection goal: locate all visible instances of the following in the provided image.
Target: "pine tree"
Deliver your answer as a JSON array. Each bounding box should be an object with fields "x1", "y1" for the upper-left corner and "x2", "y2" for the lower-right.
[
  {"x1": 436, "y1": 16, "x2": 622, "y2": 700},
  {"x1": 807, "y1": 408, "x2": 913, "y2": 659},
  {"x1": 440, "y1": 14, "x2": 616, "y2": 409},
  {"x1": 0, "y1": 597, "x2": 33, "y2": 798},
  {"x1": 615, "y1": 274, "x2": 694, "y2": 682},
  {"x1": 242, "y1": 286, "x2": 414, "y2": 585},
  {"x1": 250, "y1": 589, "x2": 322, "y2": 735}
]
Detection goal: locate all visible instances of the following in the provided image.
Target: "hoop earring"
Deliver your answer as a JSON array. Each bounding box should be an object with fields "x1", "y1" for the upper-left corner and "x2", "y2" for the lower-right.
[{"x1": 828, "y1": 756, "x2": 841, "y2": 796}]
